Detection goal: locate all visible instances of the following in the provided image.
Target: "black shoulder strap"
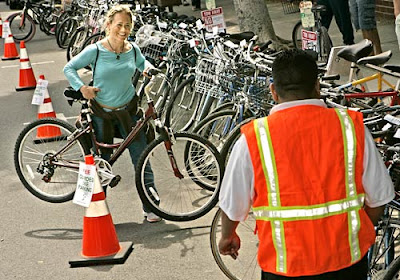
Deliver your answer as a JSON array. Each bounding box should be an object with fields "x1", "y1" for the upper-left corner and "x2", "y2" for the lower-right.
[
  {"x1": 130, "y1": 42, "x2": 137, "y2": 62},
  {"x1": 92, "y1": 43, "x2": 99, "y2": 78}
]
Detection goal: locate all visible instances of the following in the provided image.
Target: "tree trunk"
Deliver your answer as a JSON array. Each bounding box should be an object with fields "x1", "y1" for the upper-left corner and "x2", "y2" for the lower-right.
[{"x1": 232, "y1": 0, "x2": 291, "y2": 49}]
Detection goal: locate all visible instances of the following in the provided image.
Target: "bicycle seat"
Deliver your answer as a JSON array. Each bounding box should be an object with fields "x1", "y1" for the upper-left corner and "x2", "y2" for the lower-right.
[
  {"x1": 357, "y1": 50, "x2": 392, "y2": 66},
  {"x1": 224, "y1": 31, "x2": 255, "y2": 44},
  {"x1": 311, "y1": 5, "x2": 327, "y2": 13},
  {"x1": 383, "y1": 64, "x2": 400, "y2": 74},
  {"x1": 337, "y1": 39, "x2": 373, "y2": 63}
]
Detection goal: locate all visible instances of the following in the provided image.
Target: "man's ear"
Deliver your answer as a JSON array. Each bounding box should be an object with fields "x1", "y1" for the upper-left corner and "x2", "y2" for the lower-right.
[
  {"x1": 314, "y1": 79, "x2": 320, "y2": 99},
  {"x1": 270, "y1": 83, "x2": 279, "y2": 102}
]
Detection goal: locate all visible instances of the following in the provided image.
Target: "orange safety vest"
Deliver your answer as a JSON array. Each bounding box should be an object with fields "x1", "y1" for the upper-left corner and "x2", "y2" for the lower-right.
[{"x1": 241, "y1": 105, "x2": 376, "y2": 277}]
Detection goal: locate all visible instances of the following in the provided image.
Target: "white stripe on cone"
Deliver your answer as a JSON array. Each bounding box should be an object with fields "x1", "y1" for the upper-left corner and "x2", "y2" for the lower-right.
[
  {"x1": 20, "y1": 48, "x2": 28, "y2": 59},
  {"x1": 38, "y1": 101, "x2": 54, "y2": 114},
  {"x1": 85, "y1": 201, "x2": 110, "y2": 217},
  {"x1": 20, "y1": 61, "x2": 32, "y2": 70}
]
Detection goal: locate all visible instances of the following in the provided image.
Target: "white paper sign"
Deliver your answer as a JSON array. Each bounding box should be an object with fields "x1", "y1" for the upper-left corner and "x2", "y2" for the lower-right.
[
  {"x1": 196, "y1": 19, "x2": 204, "y2": 30},
  {"x1": 178, "y1": 22, "x2": 188, "y2": 29},
  {"x1": 2, "y1": 21, "x2": 10, "y2": 38},
  {"x1": 299, "y1": 1, "x2": 315, "y2": 28},
  {"x1": 31, "y1": 79, "x2": 48, "y2": 105},
  {"x1": 157, "y1": 21, "x2": 168, "y2": 29},
  {"x1": 301, "y1": 29, "x2": 318, "y2": 52},
  {"x1": 394, "y1": 128, "x2": 400, "y2": 139},
  {"x1": 73, "y1": 162, "x2": 96, "y2": 207},
  {"x1": 205, "y1": 0, "x2": 216, "y2": 10},
  {"x1": 201, "y1": 7, "x2": 226, "y2": 33}
]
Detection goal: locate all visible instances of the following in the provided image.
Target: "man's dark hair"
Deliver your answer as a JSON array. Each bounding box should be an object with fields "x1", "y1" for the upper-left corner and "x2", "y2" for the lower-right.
[{"x1": 271, "y1": 49, "x2": 318, "y2": 100}]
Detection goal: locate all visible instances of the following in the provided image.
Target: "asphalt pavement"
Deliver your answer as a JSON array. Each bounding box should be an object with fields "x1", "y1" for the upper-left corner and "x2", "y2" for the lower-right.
[{"x1": 0, "y1": 1, "x2": 400, "y2": 280}]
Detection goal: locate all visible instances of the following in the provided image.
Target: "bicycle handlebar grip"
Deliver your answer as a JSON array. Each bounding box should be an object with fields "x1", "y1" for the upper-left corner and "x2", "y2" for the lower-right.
[{"x1": 147, "y1": 68, "x2": 162, "y2": 76}]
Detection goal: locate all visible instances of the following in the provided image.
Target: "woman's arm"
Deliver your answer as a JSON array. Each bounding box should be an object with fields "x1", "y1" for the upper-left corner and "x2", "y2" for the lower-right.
[{"x1": 63, "y1": 44, "x2": 97, "y2": 91}]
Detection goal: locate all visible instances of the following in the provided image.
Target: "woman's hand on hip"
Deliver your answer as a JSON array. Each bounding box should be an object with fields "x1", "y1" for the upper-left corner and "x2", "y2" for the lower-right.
[{"x1": 80, "y1": 85, "x2": 101, "y2": 100}]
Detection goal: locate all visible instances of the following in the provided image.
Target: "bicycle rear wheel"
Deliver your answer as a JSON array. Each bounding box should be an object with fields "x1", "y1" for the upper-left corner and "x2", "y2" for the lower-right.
[
  {"x1": 318, "y1": 26, "x2": 332, "y2": 63},
  {"x1": 164, "y1": 76, "x2": 200, "y2": 132},
  {"x1": 135, "y1": 132, "x2": 223, "y2": 221},
  {"x1": 292, "y1": 20, "x2": 303, "y2": 49},
  {"x1": 210, "y1": 208, "x2": 260, "y2": 280},
  {"x1": 14, "y1": 118, "x2": 89, "y2": 203},
  {"x1": 8, "y1": 12, "x2": 36, "y2": 42}
]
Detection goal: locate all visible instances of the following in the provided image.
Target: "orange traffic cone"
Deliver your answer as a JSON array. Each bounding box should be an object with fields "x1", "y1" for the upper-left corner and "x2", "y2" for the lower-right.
[
  {"x1": 16, "y1": 41, "x2": 36, "y2": 91},
  {"x1": 69, "y1": 154, "x2": 133, "y2": 268},
  {"x1": 1, "y1": 24, "x2": 19, "y2": 61},
  {"x1": 36, "y1": 75, "x2": 62, "y2": 140}
]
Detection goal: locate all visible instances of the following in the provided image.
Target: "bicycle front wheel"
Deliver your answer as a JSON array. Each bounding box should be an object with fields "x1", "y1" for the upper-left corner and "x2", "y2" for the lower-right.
[
  {"x1": 8, "y1": 12, "x2": 36, "y2": 42},
  {"x1": 292, "y1": 21, "x2": 303, "y2": 49},
  {"x1": 210, "y1": 208, "x2": 260, "y2": 280},
  {"x1": 135, "y1": 132, "x2": 224, "y2": 221},
  {"x1": 14, "y1": 118, "x2": 89, "y2": 203}
]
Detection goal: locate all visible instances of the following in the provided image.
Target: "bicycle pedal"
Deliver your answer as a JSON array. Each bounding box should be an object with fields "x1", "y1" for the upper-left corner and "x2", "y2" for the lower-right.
[{"x1": 109, "y1": 175, "x2": 121, "y2": 188}]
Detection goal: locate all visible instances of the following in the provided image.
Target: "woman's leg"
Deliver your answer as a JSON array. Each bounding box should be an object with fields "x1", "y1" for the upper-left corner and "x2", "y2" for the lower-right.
[{"x1": 116, "y1": 115, "x2": 159, "y2": 214}]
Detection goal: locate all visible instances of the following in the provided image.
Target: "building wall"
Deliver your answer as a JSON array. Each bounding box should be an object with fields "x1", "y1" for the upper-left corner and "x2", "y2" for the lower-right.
[{"x1": 376, "y1": 0, "x2": 395, "y2": 19}]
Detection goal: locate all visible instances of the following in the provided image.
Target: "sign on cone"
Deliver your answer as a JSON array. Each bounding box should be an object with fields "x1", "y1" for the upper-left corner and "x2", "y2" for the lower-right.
[
  {"x1": 1, "y1": 23, "x2": 19, "y2": 61},
  {"x1": 16, "y1": 41, "x2": 36, "y2": 91},
  {"x1": 35, "y1": 75, "x2": 62, "y2": 140},
  {"x1": 69, "y1": 155, "x2": 133, "y2": 268}
]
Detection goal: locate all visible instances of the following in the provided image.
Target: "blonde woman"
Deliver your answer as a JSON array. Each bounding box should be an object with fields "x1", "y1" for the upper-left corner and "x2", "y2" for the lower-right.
[{"x1": 64, "y1": 5, "x2": 161, "y2": 223}]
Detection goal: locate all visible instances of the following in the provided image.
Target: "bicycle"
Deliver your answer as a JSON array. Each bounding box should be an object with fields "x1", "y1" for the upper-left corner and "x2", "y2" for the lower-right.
[
  {"x1": 292, "y1": 2, "x2": 333, "y2": 63},
  {"x1": 14, "y1": 70, "x2": 224, "y2": 222},
  {"x1": 6, "y1": 0, "x2": 53, "y2": 42}
]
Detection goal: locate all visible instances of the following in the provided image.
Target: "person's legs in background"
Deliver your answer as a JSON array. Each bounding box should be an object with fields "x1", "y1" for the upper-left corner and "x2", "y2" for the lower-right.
[
  {"x1": 192, "y1": 0, "x2": 200, "y2": 10},
  {"x1": 317, "y1": 0, "x2": 334, "y2": 30},
  {"x1": 328, "y1": 0, "x2": 354, "y2": 45},
  {"x1": 349, "y1": 0, "x2": 382, "y2": 54}
]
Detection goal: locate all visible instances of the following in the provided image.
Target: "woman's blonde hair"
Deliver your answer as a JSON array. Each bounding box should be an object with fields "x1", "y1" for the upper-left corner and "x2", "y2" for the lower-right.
[{"x1": 104, "y1": 5, "x2": 134, "y2": 34}]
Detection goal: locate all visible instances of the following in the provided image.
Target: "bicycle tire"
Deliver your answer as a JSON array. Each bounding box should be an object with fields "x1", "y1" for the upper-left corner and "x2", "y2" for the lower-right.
[
  {"x1": 67, "y1": 28, "x2": 89, "y2": 62},
  {"x1": 56, "y1": 18, "x2": 78, "y2": 49},
  {"x1": 369, "y1": 214, "x2": 400, "y2": 279},
  {"x1": 14, "y1": 118, "x2": 89, "y2": 203},
  {"x1": 292, "y1": 20, "x2": 303, "y2": 50},
  {"x1": 210, "y1": 208, "x2": 260, "y2": 280},
  {"x1": 164, "y1": 76, "x2": 198, "y2": 131},
  {"x1": 192, "y1": 110, "x2": 238, "y2": 152},
  {"x1": 383, "y1": 255, "x2": 400, "y2": 280},
  {"x1": 319, "y1": 26, "x2": 332, "y2": 63},
  {"x1": 7, "y1": 12, "x2": 36, "y2": 42},
  {"x1": 135, "y1": 131, "x2": 224, "y2": 221}
]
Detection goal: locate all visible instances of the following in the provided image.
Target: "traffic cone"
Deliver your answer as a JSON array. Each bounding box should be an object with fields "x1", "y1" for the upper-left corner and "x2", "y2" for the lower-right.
[
  {"x1": 36, "y1": 75, "x2": 62, "y2": 140},
  {"x1": 16, "y1": 41, "x2": 36, "y2": 91},
  {"x1": 69, "y1": 155, "x2": 133, "y2": 268},
  {"x1": 1, "y1": 25, "x2": 19, "y2": 61}
]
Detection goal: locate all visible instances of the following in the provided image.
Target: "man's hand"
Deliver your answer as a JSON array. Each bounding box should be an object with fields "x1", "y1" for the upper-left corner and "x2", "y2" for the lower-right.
[
  {"x1": 80, "y1": 85, "x2": 101, "y2": 100},
  {"x1": 219, "y1": 210, "x2": 241, "y2": 259},
  {"x1": 219, "y1": 232, "x2": 241, "y2": 259}
]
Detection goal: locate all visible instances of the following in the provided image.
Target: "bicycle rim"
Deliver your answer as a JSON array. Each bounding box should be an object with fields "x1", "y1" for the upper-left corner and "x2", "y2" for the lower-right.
[
  {"x1": 14, "y1": 119, "x2": 87, "y2": 202},
  {"x1": 136, "y1": 132, "x2": 223, "y2": 221},
  {"x1": 210, "y1": 208, "x2": 260, "y2": 280}
]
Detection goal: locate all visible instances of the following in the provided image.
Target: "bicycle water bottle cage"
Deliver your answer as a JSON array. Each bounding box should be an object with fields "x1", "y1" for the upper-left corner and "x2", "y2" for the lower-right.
[
  {"x1": 311, "y1": 5, "x2": 327, "y2": 13},
  {"x1": 337, "y1": 39, "x2": 374, "y2": 63},
  {"x1": 357, "y1": 50, "x2": 392, "y2": 66}
]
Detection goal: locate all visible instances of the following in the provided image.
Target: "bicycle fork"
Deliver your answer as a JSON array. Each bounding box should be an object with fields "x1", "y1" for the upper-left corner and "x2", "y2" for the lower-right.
[{"x1": 157, "y1": 121, "x2": 184, "y2": 179}]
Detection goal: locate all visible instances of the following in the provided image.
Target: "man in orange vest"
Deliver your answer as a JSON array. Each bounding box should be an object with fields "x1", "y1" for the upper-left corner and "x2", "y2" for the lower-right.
[{"x1": 218, "y1": 49, "x2": 394, "y2": 279}]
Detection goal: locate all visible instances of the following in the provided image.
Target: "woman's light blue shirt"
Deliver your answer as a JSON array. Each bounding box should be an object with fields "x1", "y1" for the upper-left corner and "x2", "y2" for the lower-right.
[{"x1": 63, "y1": 42, "x2": 147, "y2": 108}]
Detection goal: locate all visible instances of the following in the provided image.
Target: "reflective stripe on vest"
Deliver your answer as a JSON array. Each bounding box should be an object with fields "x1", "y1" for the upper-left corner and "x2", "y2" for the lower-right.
[{"x1": 252, "y1": 109, "x2": 362, "y2": 273}]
